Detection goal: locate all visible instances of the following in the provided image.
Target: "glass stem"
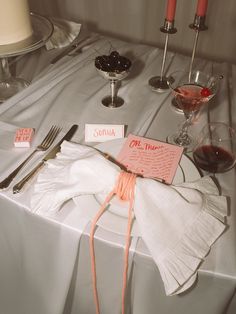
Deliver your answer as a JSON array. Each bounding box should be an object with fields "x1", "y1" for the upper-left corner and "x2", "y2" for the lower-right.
[
  {"x1": 110, "y1": 79, "x2": 116, "y2": 104},
  {"x1": 176, "y1": 112, "x2": 194, "y2": 145},
  {"x1": 0, "y1": 58, "x2": 11, "y2": 81}
]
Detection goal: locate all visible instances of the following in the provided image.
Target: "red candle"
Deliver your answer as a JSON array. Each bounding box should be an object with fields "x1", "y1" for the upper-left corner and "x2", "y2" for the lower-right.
[
  {"x1": 196, "y1": 0, "x2": 208, "y2": 16},
  {"x1": 166, "y1": 0, "x2": 177, "y2": 22}
]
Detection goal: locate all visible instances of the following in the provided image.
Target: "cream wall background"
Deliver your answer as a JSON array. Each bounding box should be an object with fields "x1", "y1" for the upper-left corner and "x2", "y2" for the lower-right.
[{"x1": 29, "y1": 0, "x2": 236, "y2": 64}]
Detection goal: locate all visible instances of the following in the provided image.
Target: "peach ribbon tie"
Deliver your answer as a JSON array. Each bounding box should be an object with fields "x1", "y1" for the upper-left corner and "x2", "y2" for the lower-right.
[{"x1": 89, "y1": 171, "x2": 137, "y2": 314}]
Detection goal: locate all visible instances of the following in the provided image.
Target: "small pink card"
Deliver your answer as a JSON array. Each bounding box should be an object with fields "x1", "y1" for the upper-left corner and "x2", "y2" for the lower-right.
[
  {"x1": 14, "y1": 128, "x2": 34, "y2": 147},
  {"x1": 117, "y1": 134, "x2": 184, "y2": 184}
]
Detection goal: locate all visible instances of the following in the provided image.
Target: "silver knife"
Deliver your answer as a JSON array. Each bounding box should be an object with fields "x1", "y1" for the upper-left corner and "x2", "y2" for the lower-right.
[
  {"x1": 13, "y1": 124, "x2": 78, "y2": 194},
  {"x1": 50, "y1": 35, "x2": 90, "y2": 64}
]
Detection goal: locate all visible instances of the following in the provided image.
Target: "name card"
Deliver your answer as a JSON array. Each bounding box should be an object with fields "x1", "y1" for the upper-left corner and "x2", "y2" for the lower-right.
[
  {"x1": 117, "y1": 134, "x2": 184, "y2": 184},
  {"x1": 85, "y1": 124, "x2": 124, "y2": 142},
  {"x1": 14, "y1": 128, "x2": 34, "y2": 148}
]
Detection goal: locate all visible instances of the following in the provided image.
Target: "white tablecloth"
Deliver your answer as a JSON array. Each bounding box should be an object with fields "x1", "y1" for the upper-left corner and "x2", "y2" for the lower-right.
[{"x1": 0, "y1": 34, "x2": 235, "y2": 314}]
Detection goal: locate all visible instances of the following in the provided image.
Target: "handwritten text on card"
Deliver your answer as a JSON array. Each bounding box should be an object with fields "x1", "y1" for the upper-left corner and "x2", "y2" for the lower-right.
[
  {"x1": 117, "y1": 134, "x2": 184, "y2": 184},
  {"x1": 85, "y1": 124, "x2": 124, "y2": 142}
]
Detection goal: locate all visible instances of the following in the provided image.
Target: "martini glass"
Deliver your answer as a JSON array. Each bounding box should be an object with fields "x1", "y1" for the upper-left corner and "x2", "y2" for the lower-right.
[{"x1": 167, "y1": 70, "x2": 222, "y2": 151}]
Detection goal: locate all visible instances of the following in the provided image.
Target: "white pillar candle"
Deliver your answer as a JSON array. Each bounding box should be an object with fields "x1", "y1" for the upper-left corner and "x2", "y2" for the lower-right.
[{"x1": 0, "y1": 0, "x2": 33, "y2": 45}]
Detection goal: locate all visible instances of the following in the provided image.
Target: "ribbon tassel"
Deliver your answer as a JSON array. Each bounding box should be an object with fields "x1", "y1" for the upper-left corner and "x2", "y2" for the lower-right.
[{"x1": 89, "y1": 171, "x2": 137, "y2": 314}]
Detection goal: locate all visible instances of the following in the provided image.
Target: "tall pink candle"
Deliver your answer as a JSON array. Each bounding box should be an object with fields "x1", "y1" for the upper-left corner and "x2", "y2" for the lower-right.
[
  {"x1": 166, "y1": 0, "x2": 177, "y2": 22},
  {"x1": 196, "y1": 0, "x2": 208, "y2": 16}
]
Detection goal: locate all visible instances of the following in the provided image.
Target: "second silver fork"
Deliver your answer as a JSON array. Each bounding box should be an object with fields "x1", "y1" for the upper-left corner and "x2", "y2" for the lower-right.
[{"x1": 0, "y1": 125, "x2": 61, "y2": 189}]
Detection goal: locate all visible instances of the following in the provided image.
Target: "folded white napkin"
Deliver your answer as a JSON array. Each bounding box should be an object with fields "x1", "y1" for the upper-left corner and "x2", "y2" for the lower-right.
[
  {"x1": 45, "y1": 17, "x2": 81, "y2": 50},
  {"x1": 31, "y1": 141, "x2": 227, "y2": 296}
]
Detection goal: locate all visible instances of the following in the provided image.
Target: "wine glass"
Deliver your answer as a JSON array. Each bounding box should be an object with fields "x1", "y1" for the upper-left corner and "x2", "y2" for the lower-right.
[
  {"x1": 167, "y1": 70, "x2": 222, "y2": 151},
  {"x1": 95, "y1": 51, "x2": 131, "y2": 108},
  {"x1": 193, "y1": 122, "x2": 236, "y2": 173}
]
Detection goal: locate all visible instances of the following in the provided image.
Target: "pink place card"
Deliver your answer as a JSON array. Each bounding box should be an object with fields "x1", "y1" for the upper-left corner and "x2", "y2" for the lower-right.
[
  {"x1": 14, "y1": 128, "x2": 34, "y2": 148},
  {"x1": 117, "y1": 134, "x2": 184, "y2": 184}
]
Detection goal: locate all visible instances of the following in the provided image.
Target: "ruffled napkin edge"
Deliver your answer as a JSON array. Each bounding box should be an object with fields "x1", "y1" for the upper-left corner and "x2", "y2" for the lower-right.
[{"x1": 156, "y1": 176, "x2": 227, "y2": 295}]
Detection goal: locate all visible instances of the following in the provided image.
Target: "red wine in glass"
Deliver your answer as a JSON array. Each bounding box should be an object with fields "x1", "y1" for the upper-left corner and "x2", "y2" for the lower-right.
[
  {"x1": 193, "y1": 145, "x2": 235, "y2": 173},
  {"x1": 175, "y1": 84, "x2": 211, "y2": 113}
]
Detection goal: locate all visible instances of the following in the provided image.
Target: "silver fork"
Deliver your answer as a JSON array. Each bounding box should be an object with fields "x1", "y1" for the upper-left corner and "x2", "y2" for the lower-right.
[{"x1": 0, "y1": 125, "x2": 61, "y2": 189}]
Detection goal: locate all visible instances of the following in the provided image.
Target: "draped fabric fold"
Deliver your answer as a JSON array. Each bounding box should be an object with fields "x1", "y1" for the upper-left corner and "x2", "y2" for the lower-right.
[{"x1": 31, "y1": 141, "x2": 227, "y2": 295}]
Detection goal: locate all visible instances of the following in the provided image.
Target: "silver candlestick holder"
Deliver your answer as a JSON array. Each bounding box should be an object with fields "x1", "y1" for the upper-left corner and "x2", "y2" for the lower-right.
[
  {"x1": 148, "y1": 19, "x2": 177, "y2": 93},
  {"x1": 171, "y1": 14, "x2": 208, "y2": 113},
  {"x1": 188, "y1": 14, "x2": 208, "y2": 78}
]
